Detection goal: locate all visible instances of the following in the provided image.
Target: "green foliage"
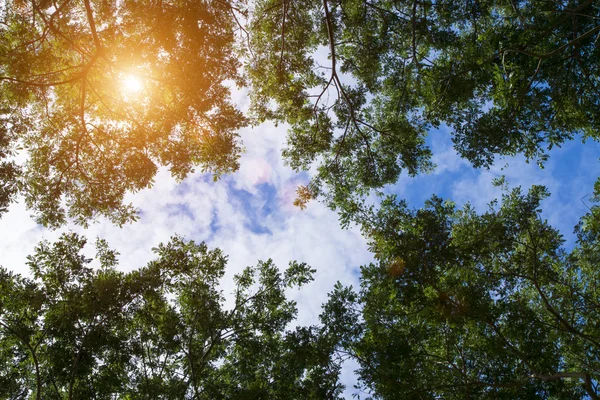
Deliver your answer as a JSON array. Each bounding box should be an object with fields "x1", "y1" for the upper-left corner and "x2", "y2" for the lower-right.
[
  {"x1": 320, "y1": 187, "x2": 600, "y2": 399},
  {"x1": 0, "y1": 119, "x2": 20, "y2": 217},
  {"x1": 0, "y1": 234, "x2": 345, "y2": 399},
  {"x1": 3, "y1": 2, "x2": 600, "y2": 398},
  {"x1": 0, "y1": 0, "x2": 247, "y2": 227},
  {"x1": 247, "y1": 0, "x2": 600, "y2": 211}
]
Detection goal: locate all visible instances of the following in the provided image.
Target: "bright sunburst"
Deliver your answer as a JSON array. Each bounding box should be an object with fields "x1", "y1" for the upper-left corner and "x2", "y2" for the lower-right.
[{"x1": 122, "y1": 74, "x2": 143, "y2": 94}]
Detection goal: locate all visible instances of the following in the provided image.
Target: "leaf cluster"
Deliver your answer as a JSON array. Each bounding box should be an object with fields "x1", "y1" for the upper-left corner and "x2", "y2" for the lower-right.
[{"x1": 0, "y1": 0, "x2": 246, "y2": 226}]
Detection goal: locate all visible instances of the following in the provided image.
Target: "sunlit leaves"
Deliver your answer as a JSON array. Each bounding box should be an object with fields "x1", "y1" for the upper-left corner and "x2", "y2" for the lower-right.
[{"x1": 0, "y1": 0, "x2": 246, "y2": 227}]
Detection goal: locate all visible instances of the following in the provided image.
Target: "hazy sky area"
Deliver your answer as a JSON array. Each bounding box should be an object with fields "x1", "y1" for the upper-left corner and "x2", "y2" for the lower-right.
[{"x1": 0, "y1": 86, "x2": 598, "y2": 396}]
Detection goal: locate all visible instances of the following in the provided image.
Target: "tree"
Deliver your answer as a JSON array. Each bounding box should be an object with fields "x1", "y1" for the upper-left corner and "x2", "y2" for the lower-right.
[
  {"x1": 0, "y1": 233, "x2": 345, "y2": 399},
  {"x1": 247, "y1": 0, "x2": 600, "y2": 212},
  {"x1": 320, "y1": 185, "x2": 600, "y2": 399},
  {"x1": 245, "y1": 1, "x2": 600, "y2": 394},
  {"x1": 0, "y1": 0, "x2": 247, "y2": 227}
]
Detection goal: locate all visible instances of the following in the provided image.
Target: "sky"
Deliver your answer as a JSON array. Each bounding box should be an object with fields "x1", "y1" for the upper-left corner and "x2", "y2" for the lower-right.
[{"x1": 0, "y1": 89, "x2": 599, "y2": 396}]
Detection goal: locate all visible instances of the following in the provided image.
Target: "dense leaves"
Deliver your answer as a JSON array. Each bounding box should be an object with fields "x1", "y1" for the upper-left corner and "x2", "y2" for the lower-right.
[
  {"x1": 247, "y1": 0, "x2": 600, "y2": 210},
  {"x1": 2, "y1": 0, "x2": 599, "y2": 224},
  {"x1": 0, "y1": 120, "x2": 20, "y2": 216},
  {"x1": 0, "y1": 0, "x2": 246, "y2": 226},
  {"x1": 319, "y1": 186, "x2": 600, "y2": 399},
  {"x1": 0, "y1": 234, "x2": 345, "y2": 399}
]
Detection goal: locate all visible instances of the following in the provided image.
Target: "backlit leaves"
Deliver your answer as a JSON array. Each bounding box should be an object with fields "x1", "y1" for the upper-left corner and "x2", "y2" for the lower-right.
[{"x1": 0, "y1": 0, "x2": 246, "y2": 227}]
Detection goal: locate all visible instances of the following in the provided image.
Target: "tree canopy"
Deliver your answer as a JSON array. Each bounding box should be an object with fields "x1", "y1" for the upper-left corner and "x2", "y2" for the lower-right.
[
  {"x1": 3, "y1": 187, "x2": 600, "y2": 398},
  {"x1": 1, "y1": 0, "x2": 599, "y2": 225},
  {"x1": 319, "y1": 185, "x2": 600, "y2": 399},
  {"x1": 0, "y1": 234, "x2": 346, "y2": 399},
  {"x1": 1, "y1": 0, "x2": 600, "y2": 398},
  {"x1": 247, "y1": 0, "x2": 600, "y2": 211}
]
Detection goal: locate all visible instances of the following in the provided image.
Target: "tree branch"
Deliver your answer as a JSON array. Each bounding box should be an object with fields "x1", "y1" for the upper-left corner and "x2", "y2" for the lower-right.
[
  {"x1": 503, "y1": 24, "x2": 600, "y2": 60},
  {"x1": 0, "y1": 320, "x2": 43, "y2": 400},
  {"x1": 322, "y1": 0, "x2": 377, "y2": 174},
  {"x1": 82, "y1": 0, "x2": 102, "y2": 50}
]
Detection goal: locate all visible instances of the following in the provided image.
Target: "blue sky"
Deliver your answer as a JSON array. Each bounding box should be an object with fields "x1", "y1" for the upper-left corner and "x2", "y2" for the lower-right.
[
  {"x1": 0, "y1": 101, "x2": 598, "y2": 396},
  {"x1": 385, "y1": 125, "x2": 600, "y2": 248}
]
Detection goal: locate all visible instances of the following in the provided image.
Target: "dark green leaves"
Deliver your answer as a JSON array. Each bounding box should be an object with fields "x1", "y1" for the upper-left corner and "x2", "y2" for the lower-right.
[{"x1": 320, "y1": 187, "x2": 600, "y2": 399}]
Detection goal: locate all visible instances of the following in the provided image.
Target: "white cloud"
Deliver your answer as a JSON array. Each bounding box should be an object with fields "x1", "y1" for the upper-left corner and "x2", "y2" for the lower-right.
[{"x1": 429, "y1": 126, "x2": 470, "y2": 176}]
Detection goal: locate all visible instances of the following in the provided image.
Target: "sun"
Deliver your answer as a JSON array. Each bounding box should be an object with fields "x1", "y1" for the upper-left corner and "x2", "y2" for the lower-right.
[{"x1": 122, "y1": 74, "x2": 143, "y2": 94}]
